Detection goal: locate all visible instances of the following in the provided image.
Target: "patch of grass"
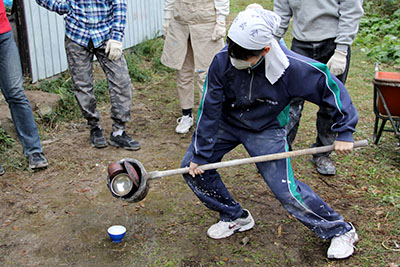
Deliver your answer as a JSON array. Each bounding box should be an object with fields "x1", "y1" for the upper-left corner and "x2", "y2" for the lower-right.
[
  {"x1": 125, "y1": 37, "x2": 173, "y2": 83},
  {"x1": 0, "y1": 146, "x2": 27, "y2": 171},
  {"x1": 0, "y1": 128, "x2": 15, "y2": 152},
  {"x1": 0, "y1": 129, "x2": 26, "y2": 171},
  {"x1": 25, "y1": 73, "x2": 110, "y2": 127}
]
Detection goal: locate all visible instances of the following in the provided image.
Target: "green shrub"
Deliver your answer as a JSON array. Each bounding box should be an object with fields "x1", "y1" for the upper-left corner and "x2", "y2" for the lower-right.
[{"x1": 355, "y1": 1, "x2": 400, "y2": 64}]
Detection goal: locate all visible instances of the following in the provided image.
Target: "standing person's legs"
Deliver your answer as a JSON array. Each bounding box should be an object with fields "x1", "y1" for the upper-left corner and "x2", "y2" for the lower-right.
[
  {"x1": 65, "y1": 37, "x2": 99, "y2": 128},
  {"x1": 65, "y1": 37, "x2": 108, "y2": 148},
  {"x1": 176, "y1": 39, "x2": 195, "y2": 111},
  {"x1": 290, "y1": 39, "x2": 342, "y2": 175},
  {"x1": 285, "y1": 39, "x2": 316, "y2": 150},
  {"x1": 312, "y1": 43, "x2": 351, "y2": 153},
  {"x1": 94, "y1": 42, "x2": 140, "y2": 151},
  {"x1": 175, "y1": 38, "x2": 195, "y2": 134},
  {"x1": 0, "y1": 31, "x2": 47, "y2": 169},
  {"x1": 94, "y1": 43, "x2": 132, "y2": 132}
]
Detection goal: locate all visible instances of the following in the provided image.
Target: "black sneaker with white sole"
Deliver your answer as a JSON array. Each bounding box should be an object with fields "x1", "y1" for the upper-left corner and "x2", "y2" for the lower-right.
[
  {"x1": 90, "y1": 127, "x2": 107, "y2": 148},
  {"x1": 28, "y1": 152, "x2": 48, "y2": 170},
  {"x1": 109, "y1": 132, "x2": 141, "y2": 151}
]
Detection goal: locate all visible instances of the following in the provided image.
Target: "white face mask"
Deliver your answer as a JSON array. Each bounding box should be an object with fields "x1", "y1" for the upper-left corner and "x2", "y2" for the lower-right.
[{"x1": 230, "y1": 57, "x2": 252, "y2": 70}]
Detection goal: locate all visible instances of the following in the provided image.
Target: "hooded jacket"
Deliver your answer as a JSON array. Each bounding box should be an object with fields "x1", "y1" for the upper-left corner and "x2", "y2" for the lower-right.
[
  {"x1": 0, "y1": 1, "x2": 11, "y2": 34},
  {"x1": 192, "y1": 45, "x2": 358, "y2": 164}
]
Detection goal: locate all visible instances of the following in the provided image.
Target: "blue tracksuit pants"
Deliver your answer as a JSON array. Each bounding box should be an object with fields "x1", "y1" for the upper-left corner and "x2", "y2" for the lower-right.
[{"x1": 181, "y1": 120, "x2": 352, "y2": 239}]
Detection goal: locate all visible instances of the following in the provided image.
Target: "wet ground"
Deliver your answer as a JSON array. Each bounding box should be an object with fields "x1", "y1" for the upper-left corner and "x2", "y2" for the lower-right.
[{"x1": 1, "y1": 80, "x2": 399, "y2": 266}]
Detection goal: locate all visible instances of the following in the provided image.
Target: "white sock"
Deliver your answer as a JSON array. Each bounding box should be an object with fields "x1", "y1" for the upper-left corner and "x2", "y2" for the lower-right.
[{"x1": 112, "y1": 129, "x2": 124, "y2": 137}]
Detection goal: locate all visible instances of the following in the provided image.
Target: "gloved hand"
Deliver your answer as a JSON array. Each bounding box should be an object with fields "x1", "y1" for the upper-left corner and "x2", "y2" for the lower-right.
[
  {"x1": 105, "y1": 39, "x2": 123, "y2": 61},
  {"x1": 163, "y1": 19, "x2": 171, "y2": 37},
  {"x1": 327, "y1": 50, "x2": 347, "y2": 76},
  {"x1": 212, "y1": 15, "x2": 226, "y2": 41},
  {"x1": 163, "y1": 10, "x2": 173, "y2": 37}
]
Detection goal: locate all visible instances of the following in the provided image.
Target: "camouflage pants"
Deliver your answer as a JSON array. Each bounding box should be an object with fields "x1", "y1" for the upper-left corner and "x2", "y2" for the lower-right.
[{"x1": 65, "y1": 36, "x2": 132, "y2": 131}]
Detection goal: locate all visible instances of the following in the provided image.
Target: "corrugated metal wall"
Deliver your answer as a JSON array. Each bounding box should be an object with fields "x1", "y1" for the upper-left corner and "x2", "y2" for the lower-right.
[{"x1": 23, "y1": 0, "x2": 163, "y2": 83}]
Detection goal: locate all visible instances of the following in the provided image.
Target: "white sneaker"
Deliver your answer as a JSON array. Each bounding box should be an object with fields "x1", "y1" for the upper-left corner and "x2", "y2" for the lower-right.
[
  {"x1": 175, "y1": 115, "x2": 193, "y2": 134},
  {"x1": 327, "y1": 223, "x2": 359, "y2": 259},
  {"x1": 207, "y1": 209, "x2": 255, "y2": 239}
]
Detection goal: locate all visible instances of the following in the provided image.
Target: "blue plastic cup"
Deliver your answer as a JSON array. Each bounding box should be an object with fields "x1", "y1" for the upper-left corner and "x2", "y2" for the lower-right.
[{"x1": 107, "y1": 225, "x2": 126, "y2": 243}]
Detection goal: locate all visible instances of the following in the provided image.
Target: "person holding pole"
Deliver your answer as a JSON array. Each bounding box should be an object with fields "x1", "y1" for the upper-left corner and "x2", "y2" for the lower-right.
[{"x1": 181, "y1": 5, "x2": 359, "y2": 259}]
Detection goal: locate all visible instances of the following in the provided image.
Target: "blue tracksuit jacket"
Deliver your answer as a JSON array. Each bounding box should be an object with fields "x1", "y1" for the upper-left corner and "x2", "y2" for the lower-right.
[{"x1": 192, "y1": 45, "x2": 358, "y2": 165}]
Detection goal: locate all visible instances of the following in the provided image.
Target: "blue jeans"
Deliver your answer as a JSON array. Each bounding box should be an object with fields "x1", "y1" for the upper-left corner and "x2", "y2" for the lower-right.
[
  {"x1": 0, "y1": 31, "x2": 42, "y2": 157},
  {"x1": 286, "y1": 38, "x2": 351, "y2": 155},
  {"x1": 181, "y1": 120, "x2": 352, "y2": 239}
]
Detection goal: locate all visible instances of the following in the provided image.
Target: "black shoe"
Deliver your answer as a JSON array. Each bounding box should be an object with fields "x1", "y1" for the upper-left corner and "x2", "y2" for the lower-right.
[
  {"x1": 109, "y1": 132, "x2": 141, "y2": 151},
  {"x1": 311, "y1": 155, "x2": 336, "y2": 175},
  {"x1": 28, "y1": 152, "x2": 48, "y2": 170},
  {"x1": 90, "y1": 127, "x2": 107, "y2": 148},
  {"x1": 0, "y1": 164, "x2": 4, "y2": 176}
]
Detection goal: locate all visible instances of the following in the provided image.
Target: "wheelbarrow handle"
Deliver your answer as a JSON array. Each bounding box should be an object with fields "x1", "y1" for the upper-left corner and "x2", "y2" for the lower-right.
[{"x1": 146, "y1": 139, "x2": 368, "y2": 180}]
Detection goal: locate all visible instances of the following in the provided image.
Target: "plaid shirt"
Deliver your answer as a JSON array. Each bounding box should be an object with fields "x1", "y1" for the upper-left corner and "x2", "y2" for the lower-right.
[{"x1": 36, "y1": 0, "x2": 127, "y2": 48}]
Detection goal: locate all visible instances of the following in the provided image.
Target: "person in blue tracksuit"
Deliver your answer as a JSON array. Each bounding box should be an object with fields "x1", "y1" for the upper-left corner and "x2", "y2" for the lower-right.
[{"x1": 181, "y1": 6, "x2": 359, "y2": 259}]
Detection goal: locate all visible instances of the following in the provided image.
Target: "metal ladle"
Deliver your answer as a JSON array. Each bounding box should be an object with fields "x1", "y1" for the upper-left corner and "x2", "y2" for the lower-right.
[{"x1": 107, "y1": 139, "x2": 368, "y2": 203}]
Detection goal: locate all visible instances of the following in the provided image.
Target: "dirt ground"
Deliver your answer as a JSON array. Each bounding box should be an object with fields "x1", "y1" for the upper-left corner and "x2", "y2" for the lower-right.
[{"x1": 1, "y1": 71, "x2": 399, "y2": 266}]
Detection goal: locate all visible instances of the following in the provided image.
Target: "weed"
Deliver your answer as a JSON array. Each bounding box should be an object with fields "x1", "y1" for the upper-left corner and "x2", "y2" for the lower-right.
[
  {"x1": 353, "y1": 205, "x2": 364, "y2": 215},
  {"x1": 125, "y1": 37, "x2": 173, "y2": 82},
  {"x1": 0, "y1": 128, "x2": 15, "y2": 152}
]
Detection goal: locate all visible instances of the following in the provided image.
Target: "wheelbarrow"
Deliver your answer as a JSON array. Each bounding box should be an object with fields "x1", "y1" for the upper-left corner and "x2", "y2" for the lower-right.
[{"x1": 373, "y1": 64, "x2": 400, "y2": 144}]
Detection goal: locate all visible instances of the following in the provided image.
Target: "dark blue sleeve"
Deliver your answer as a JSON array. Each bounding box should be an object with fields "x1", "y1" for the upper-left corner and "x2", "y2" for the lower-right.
[
  {"x1": 285, "y1": 57, "x2": 358, "y2": 142},
  {"x1": 192, "y1": 55, "x2": 225, "y2": 164}
]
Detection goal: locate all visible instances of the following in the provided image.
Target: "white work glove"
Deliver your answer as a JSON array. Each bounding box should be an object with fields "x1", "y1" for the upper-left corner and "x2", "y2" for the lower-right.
[
  {"x1": 212, "y1": 15, "x2": 226, "y2": 41},
  {"x1": 105, "y1": 39, "x2": 123, "y2": 61},
  {"x1": 163, "y1": 19, "x2": 171, "y2": 37},
  {"x1": 163, "y1": 10, "x2": 173, "y2": 37},
  {"x1": 327, "y1": 50, "x2": 347, "y2": 76}
]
